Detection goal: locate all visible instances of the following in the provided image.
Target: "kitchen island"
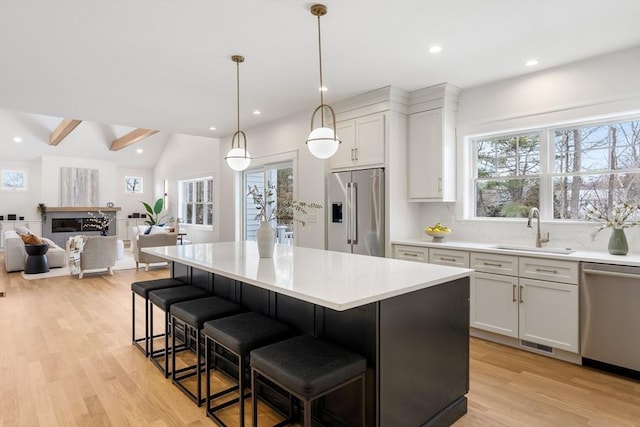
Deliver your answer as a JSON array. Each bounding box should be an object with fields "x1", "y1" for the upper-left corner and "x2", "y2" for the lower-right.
[{"x1": 144, "y1": 241, "x2": 472, "y2": 427}]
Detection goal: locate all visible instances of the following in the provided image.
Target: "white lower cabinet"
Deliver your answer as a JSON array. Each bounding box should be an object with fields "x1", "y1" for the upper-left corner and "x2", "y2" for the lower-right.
[
  {"x1": 470, "y1": 271, "x2": 519, "y2": 337},
  {"x1": 394, "y1": 244, "x2": 580, "y2": 356},
  {"x1": 518, "y1": 278, "x2": 579, "y2": 352},
  {"x1": 393, "y1": 244, "x2": 429, "y2": 263}
]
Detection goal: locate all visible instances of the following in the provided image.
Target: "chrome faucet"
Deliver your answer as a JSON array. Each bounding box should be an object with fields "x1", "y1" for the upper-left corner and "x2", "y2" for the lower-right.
[{"x1": 527, "y1": 207, "x2": 550, "y2": 248}]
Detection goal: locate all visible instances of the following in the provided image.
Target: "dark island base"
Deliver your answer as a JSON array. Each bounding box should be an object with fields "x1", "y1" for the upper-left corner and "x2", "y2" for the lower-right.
[{"x1": 172, "y1": 262, "x2": 470, "y2": 427}]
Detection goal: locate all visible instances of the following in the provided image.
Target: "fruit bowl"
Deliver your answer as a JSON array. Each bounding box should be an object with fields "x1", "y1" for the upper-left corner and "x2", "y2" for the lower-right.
[
  {"x1": 424, "y1": 224, "x2": 452, "y2": 242},
  {"x1": 425, "y1": 229, "x2": 451, "y2": 238}
]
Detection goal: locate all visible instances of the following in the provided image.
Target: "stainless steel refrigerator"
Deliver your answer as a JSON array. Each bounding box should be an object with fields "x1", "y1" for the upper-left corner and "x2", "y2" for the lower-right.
[{"x1": 328, "y1": 168, "x2": 385, "y2": 257}]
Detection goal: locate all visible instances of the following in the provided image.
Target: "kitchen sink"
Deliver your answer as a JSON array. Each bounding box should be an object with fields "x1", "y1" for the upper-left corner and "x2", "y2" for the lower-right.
[{"x1": 492, "y1": 244, "x2": 575, "y2": 255}]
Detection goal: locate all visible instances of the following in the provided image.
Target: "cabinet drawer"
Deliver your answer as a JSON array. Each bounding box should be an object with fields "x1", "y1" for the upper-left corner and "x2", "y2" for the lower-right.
[
  {"x1": 519, "y1": 257, "x2": 579, "y2": 284},
  {"x1": 471, "y1": 252, "x2": 518, "y2": 276},
  {"x1": 393, "y1": 245, "x2": 429, "y2": 263},
  {"x1": 429, "y1": 248, "x2": 470, "y2": 268}
]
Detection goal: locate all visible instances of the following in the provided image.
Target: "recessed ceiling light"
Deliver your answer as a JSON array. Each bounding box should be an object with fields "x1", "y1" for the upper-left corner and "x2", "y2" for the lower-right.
[
  {"x1": 525, "y1": 59, "x2": 539, "y2": 67},
  {"x1": 136, "y1": 148, "x2": 143, "y2": 154},
  {"x1": 209, "y1": 126, "x2": 216, "y2": 131},
  {"x1": 319, "y1": 86, "x2": 328, "y2": 92},
  {"x1": 428, "y1": 45, "x2": 442, "y2": 54},
  {"x1": 13, "y1": 137, "x2": 22, "y2": 143},
  {"x1": 253, "y1": 110, "x2": 261, "y2": 115}
]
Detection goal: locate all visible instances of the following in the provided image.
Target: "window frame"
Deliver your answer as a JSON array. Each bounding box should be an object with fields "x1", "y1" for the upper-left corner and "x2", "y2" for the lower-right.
[
  {"x1": 178, "y1": 175, "x2": 214, "y2": 229},
  {"x1": 466, "y1": 113, "x2": 640, "y2": 222}
]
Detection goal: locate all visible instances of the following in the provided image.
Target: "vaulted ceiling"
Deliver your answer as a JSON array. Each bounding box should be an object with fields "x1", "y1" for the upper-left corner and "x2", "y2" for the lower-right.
[{"x1": 0, "y1": 0, "x2": 638, "y2": 166}]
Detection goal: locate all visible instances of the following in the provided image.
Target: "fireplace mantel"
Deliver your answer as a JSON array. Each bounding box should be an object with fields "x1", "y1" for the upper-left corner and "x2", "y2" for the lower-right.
[{"x1": 46, "y1": 206, "x2": 121, "y2": 212}]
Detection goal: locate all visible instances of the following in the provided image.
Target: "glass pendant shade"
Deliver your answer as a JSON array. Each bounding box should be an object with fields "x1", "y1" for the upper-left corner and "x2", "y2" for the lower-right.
[
  {"x1": 225, "y1": 147, "x2": 252, "y2": 171},
  {"x1": 307, "y1": 127, "x2": 340, "y2": 159}
]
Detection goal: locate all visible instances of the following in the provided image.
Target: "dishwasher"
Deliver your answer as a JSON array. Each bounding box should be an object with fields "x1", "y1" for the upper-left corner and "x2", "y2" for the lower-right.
[{"x1": 581, "y1": 262, "x2": 640, "y2": 379}]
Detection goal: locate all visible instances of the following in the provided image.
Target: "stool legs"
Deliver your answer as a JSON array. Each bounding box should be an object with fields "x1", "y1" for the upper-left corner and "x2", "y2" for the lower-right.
[
  {"x1": 131, "y1": 291, "x2": 150, "y2": 356},
  {"x1": 172, "y1": 317, "x2": 206, "y2": 406}
]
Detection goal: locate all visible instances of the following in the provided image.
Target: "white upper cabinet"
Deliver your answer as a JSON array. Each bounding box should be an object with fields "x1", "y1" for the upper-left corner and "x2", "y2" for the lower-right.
[
  {"x1": 331, "y1": 113, "x2": 385, "y2": 170},
  {"x1": 407, "y1": 83, "x2": 461, "y2": 202}
]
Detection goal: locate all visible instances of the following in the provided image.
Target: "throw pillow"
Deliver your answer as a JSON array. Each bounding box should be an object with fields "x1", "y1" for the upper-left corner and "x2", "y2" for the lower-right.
[
  {"x1": 15, "y1": 226, "x2": 30, "y2": 235},
  {"x1": 144, "y1": 226, "x2": 153, "y2": 235},
  {"x1": 21, "y1": 233, "x2": 43, "y2": 245}
]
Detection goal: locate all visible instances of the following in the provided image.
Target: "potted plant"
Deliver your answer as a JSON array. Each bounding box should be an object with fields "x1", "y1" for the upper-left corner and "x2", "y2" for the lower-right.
[
  {"x1": 141, "y1": 198, "x2": 169, "y2": 227},
  {"x1": 37, "y1": 203, "x2": 47, "y2": 223},
  {"x1": 586, "y1": 202, "x2": 640, "y2": 255}
]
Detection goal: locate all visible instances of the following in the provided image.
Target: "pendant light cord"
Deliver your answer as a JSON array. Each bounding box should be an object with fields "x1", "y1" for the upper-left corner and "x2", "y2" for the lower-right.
[
  {"x1": 236, "y1": 59, "x2": 240, "y2": 149},
  {"x1": 317, "y1": 13, "x2": 325, "y2": 127}
]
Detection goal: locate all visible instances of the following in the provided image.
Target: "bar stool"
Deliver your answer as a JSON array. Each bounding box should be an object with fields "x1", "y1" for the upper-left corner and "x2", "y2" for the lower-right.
[
  {"x1": 170, "y1": 296, "x2": 244, "y2": 406},
  {"x1": 131, "y1": 278, "x2": 186, "y2": 356},
  {"x1": 148, "y1": 286, "x2": 211, "y2": 377},
  {"x1": 203, "y1": 312, "x2": 295, "y2": 426},
  {"x1": 250, "y1": 335, "x2": 367, "y2": 427}
]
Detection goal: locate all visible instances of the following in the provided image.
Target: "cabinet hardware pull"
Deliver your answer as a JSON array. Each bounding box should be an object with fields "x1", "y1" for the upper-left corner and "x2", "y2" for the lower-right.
[
  {"x1": 355, "y1": 147, "x2": 358, "y2": 161},
  {"x1": 403, "y1": 252, "x2": 418, "y2": 257},
  {"x1": 438, "y1": 178, "x2": 442, "y2": 192},
  {"x1": 483, "y1": 262, "x2": 503, "y2": 267},
  {"x1": 535, "y1": 268, "x2": 558, "y2": 274},
  {"x1": 512, "y1": 284, "x2": 517, "y2": 302},
  {"x1": 519, "y1": 285, "x2": 524, "y2": 303},
  {"x1": 440, "y1": 257, "x2": 456, "y2": 262},
  {"x1": 351, "y1": 148, "x2": 355, "y2": 161}
]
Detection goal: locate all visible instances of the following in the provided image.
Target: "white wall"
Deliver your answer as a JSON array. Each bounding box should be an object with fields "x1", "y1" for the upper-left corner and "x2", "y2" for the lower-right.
[
  {"x1": 154, "y1": 133, "x2": 221, "y2": 243},
  {"x1": 0, "y1": 155, "x2": 153, "y2": 223},
  {"x1": 218, "y1": 110, "x2": 326, "y2": 249},
  {"x1": 419, "y1": 47, "x2": 640, "y2": 251}
]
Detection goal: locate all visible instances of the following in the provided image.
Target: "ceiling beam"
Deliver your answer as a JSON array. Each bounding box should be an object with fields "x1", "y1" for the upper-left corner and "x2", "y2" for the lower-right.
[
  {"x1": 110, "y1": 128, "x2": 158, "y2": 151},
  {"x1": 49, "y1": 118, "x2": 82, "y2": 146}
]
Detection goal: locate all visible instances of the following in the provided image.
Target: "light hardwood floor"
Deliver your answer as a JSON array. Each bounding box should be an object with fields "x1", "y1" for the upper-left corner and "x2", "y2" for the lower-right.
[{"x1": 1, "y1": 257, "x2": 638, "y2": 426}]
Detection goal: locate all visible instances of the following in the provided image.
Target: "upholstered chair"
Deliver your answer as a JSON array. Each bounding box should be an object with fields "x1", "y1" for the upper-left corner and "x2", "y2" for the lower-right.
[
  {"x1": 133, "y1": 232, "x2": 178, "y2": 271},
  {"x1": 79, "y1": 235, "x2": 118, "y2": 279}
]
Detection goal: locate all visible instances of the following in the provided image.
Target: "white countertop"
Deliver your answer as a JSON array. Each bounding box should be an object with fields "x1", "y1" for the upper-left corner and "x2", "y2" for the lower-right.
[
  {"x1": 392, "y1": 238, "x2": 640, "y2": 267},
  {"x1": 143, "y1": 241, "x2": 472, "y2": 311}
]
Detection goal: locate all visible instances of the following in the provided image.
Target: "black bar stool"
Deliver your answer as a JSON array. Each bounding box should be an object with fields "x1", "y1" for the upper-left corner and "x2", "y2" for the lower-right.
[
  {"x1": 203, "y1": 312, "x2": 295, "y2": 426},
  {"x1": 250, "y1": 335, "x2": 367, "y2": 427},
  {"x1": 170, "y1": 296, "x2": 244, "y2": 406},
  {"x1": 131, "y1": 278, "x2": 186, "y2": 356},
  {"x1": 148, "y1": 286, "x2": 211, "y2": 377}
]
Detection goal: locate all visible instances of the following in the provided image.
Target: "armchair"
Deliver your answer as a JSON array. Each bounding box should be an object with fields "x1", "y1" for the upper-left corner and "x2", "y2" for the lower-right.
[
  {"x1": 79, "y1": 236, "x2": 118, "y2": 279},
  {"x1": 132, "y1": 232, "x2": 178, "y2": 271}
]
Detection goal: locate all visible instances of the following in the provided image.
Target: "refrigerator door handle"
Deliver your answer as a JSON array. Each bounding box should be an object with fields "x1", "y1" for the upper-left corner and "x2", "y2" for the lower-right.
[
  {"x1": 351, "y1": 182, "x2": 358, "y2": 244},
  {"x1": 346, "y1": 182, "x2": 352, "y2": 244}
]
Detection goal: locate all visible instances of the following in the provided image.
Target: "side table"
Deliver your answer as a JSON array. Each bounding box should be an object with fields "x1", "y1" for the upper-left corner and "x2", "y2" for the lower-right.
[{"x1": 25, "y1": 244, "x2": 49, "y2": 274}]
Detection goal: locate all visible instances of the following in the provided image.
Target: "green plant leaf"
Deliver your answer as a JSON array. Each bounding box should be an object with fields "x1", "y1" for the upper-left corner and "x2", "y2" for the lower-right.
[{"x1": 153, "y1": 198, "x2": 164, "y2": 215}]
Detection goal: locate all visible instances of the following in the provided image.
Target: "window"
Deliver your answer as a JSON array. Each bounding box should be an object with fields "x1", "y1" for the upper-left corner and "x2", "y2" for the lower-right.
[
  {"x1": 1, "y1": 169, "x2": 27, "y2": 191},
  {"x1": 243, "y1": 162, "x2": 294, "y2": 244},
  {"x1": 553, "y1": 120, "x2": 640, "y2": 219},
  {"x1": 474, "y1": 133, "x2": 540, "y2": 217},
  {"x1": 471, "y1": 116, "x2": 640, "y2": 220},
  {"x1": 179, "y1": 176, "x2": 213, "y2": 226},
  {"x1": 125, "y1": 176, "x2": 143, "y2": 193}
]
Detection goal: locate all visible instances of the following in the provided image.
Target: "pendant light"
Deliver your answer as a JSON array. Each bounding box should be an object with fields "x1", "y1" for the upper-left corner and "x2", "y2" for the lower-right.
[
  {"x1": 225, "y1": 55, "x2": 252, "y2": 171},
  {"x1": 306, "y1": 4, "x2": 341, "y2": 159}
]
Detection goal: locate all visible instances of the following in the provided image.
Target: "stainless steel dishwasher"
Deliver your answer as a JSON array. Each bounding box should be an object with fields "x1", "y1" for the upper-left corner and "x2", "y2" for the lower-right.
[{"x1": 581, "y1": 262, "x2": 640, "y2": 378}]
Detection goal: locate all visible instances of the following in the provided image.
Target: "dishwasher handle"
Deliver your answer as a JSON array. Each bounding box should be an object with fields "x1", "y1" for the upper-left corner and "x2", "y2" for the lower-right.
[{"x1": 582, "y1": 268, "x2": 640, "y2": 280}]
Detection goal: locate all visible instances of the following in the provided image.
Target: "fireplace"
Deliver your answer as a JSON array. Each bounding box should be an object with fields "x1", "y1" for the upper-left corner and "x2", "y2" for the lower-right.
[{"x1": 42, "y1": 207, "x2": 120, "y2": 247}]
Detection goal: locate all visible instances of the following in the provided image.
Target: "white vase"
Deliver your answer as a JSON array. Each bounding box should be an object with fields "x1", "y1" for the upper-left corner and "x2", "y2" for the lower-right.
[{"x1": 256, "y1": 221, "x2": 276, "y2": 258}]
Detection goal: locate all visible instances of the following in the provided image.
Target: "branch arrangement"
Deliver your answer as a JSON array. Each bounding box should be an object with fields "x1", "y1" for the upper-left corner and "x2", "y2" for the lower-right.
[
  {"x1": 586, "y1": 202, "x2": 640, "y2": 238},
  {"x1": 247, "y1": 183, "x2": 321, "y2": 226}
]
